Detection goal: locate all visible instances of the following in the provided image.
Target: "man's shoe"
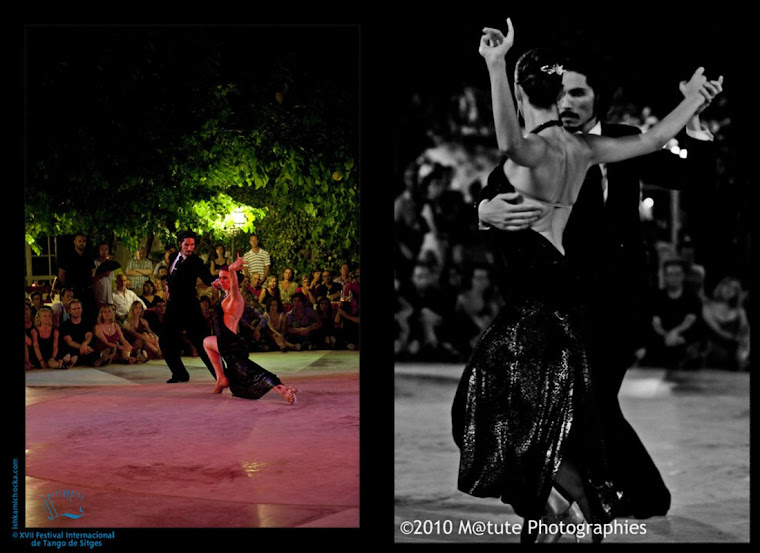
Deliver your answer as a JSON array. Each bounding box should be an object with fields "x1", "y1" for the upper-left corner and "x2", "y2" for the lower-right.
[{"x1": 166, "y1": 377, "x2": 189, "y2": 383}]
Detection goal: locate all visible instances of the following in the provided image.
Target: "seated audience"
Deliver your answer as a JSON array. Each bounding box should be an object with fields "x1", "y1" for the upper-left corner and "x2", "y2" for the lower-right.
[
  {"x1": 335, "y1": 295, "x2": 360, "y2": 350},
  {"x1": 315, "y1": 270, "x2": 342, "y2": 302}
]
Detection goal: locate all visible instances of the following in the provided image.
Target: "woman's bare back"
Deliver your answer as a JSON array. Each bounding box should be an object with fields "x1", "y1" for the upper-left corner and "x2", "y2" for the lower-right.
[{"x1": 503, "y1": 127, "x2": 592, "y2": 254}]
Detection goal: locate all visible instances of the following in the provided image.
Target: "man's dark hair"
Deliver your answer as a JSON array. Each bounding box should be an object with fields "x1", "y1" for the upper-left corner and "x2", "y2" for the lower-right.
[
  {"x1": 177, "y1": 230, "x2": 198, "y2": 244},
  {"x1": 562, "y1": 49, "x2": 612, "y2": 121}
]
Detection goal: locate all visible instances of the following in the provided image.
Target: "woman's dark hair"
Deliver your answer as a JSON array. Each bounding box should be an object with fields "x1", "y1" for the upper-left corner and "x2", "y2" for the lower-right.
[{"x1": 515, "y1": 48, "x2": 563, "y2": 110}]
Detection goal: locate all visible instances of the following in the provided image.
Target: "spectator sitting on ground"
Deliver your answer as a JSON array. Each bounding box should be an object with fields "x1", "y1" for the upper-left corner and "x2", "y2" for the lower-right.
[
  {"x1": 335, "y1": 295, "x2": 360, "y2": 351},
  {"x1": 196, "y1": 276, "x2": 220, "y2": 304},
  {"x1": 641, "y1": 259, "x2": 704, "y2": 370},
  {"x1": 262, "y1": 297, "x2": 298, "y2": 352},
  {"x1": 702, "y1": 277, "x2": 750, "y2": 371},
  {"x1": 93, "y1": 304, "x2": 136, "y2": 365},
  {"x1": 58, "y1": 298, "x2": 99, "y2": 367},
  {"x1": 314, "y1": 296, "x2": 339, "y2": 349},
  {"x1": 122, "y1": 300, "x2": 161, "y2": 361},
  {"x1": 30, "y1": 306, "x2": 65, "y2": 369},
  {"x1": 285, "y1": 292, "x2": 322, "y2": 350},
  {"x1": 144, "y1": 296, "x2": 167, "y2": 337}
]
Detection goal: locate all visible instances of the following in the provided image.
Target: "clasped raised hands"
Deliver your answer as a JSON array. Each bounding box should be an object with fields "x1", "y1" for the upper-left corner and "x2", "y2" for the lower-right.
[
  {"x1": 479, "y1": 18, "x2": 514, "y2": 64},
  {"x1": 680, "y1": 67, "x2": 724, "y2": 111},
  {"x1": 680, "y1": 68, "x2": 724, "y2": 114}
]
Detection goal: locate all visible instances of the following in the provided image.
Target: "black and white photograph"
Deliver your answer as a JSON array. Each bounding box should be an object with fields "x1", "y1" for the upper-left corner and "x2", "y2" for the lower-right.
[{"x1": 392, "y1": 10, "x2": 750, "y2": 544}]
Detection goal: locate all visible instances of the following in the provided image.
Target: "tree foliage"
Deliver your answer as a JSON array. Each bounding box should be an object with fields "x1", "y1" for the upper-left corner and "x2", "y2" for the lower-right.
[{"x1": 24, "y1": 26, "x2": 359, "y2": 276}]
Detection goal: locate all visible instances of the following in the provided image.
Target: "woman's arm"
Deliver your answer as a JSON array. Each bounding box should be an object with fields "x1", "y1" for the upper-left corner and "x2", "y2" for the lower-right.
[
  {"x1": 481, "y1": 20, "x2": 548, "y2": 167},
  {"x1": 588, "y1": 68, "x2": 721, "y2": 165}
]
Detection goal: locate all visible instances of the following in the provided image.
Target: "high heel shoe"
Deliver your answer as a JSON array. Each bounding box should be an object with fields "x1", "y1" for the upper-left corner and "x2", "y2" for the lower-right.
[
  {"x1": 536, "y1": 486, "x2": 588, "y2": 543},
  {"x1": 283, "y1": 386, "x2": 298, "y2": 405}
]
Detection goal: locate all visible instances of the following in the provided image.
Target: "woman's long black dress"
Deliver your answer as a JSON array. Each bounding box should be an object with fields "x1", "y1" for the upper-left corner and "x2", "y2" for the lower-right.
[
  {"x1": 451, "y1": 131, "x2": 621, "y2": 524},
  {"x1": 215, "y1": 304, "x2": 282, "y2": 399}
]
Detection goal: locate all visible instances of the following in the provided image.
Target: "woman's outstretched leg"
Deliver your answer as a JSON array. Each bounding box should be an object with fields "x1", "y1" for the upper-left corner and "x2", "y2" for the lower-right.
[{"x1": 203, "y1": 336, "x2": 229, "y2": 393}]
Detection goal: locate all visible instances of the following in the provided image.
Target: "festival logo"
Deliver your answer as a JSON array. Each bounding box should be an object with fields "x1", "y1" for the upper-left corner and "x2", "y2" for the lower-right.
[{"x1": 41, "y1": 490, "x2": 86, "y2": 520}]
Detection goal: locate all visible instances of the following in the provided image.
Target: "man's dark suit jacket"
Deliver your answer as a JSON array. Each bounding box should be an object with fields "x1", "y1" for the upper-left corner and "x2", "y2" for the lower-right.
[{"x1": 166, "y1": 253, "x2": 214, "y2": 309}]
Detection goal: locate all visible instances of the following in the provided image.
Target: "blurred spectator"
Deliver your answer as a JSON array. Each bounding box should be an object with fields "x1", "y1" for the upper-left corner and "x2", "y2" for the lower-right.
[
  {"x1": 285, "y1": 292, "x2": 322, "y2": 350},
  {"x1": 153, "y1": 245, "x2": 175, "y2": 278},
  {"x1": 335, "y1": 263, "x2": 352, "y2": 287},
  {"x1": 678, "y1": 239, "x2": 707, "y2": 300},
  {"x1": 25, "y1": 301, "x2": 35, "y2": 369},
  {"x1": 702, "y1": 277, "x2": 750, "y2": 370},
  {"x1": 139, "y1": 280, "x2": 160, "y2": 309},
  {"x1": 50, "y1": 287, "x2": 74, "y2": 327},
  {"x1": 314, "y1": 296, "x2": 339, "y2": 349},
  {"x1": 297, "y1": 274, "x2": 318, "y2": 306},
  {"x1": 58, "y1": 298, "x2": 99, "y2": 367},
  {"x1": 452, "y1": 265, "x2": 502, "y2": 357},
  {"x1": 208, "y1": 243, "x2": 228, "y2": 277},
  {"x1": 248, "y1": 272, "x2": 263, "y2": 300},
  {"x1": 641, "y1": 259, "x2": 704, "y2": 369},
  {"x1": 122, "y1": 300, "x2": 161, "y2": 361},
  {"x1": 199, "y1": 295, "x2": 218, "y2": 337},
  {"x1": 29, "y1": 291, "x2": 44, "y2": 318},
  {"x1": 125, "y1": 246, "x2": 153, "y2": 293},
  {"x1": 144, "y1": 297, "x2": 167, "y2": 337},
  {"x1": 57, "y1": 233, "x2": 97, "y2": 326},
  {"x1": 112, "y1": 274, "x2": 145, "y2": 322},
  {"x1": 243, "y1": 234, "x2": 270, "y2": 282},
  {"x1": 93, "y1": 304, "x2": 135, "y2": 365},
  {"x1": 315, "y1": 270, "x2": 342, "y2": 302},
  {"x1": 259, "y1": 275, "x2": 281, "y2": 306},
  {"x1": 395, "y1": 160, "x2": 430, "y2": 281},
  {"x1": 30, "y1": 306, "x2": 64, "y2": 369},
  {"x1": 196, "y1": 276, "x2": 220, "y2": 304},
  {"x1": 335, "y1": 296, "x2": 360, "y2": 351},
  {"x1": 262, "y1": 297, "x2": 298, "y2": 352},
  {"x1": 397, "y1": 261, "x2": 459, "y2": 361},
  {"x1": 279, "y1": 267, "x2": 299, "y2": 305}
]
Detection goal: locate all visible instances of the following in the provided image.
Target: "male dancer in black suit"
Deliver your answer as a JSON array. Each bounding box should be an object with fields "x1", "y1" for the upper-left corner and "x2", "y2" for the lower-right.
[
  {"x1": 477, "y1": 53, "x2": 722, "y2": 518},
  {"x1": 161, "y1": 230, "x2": 217, "y2": 383}
]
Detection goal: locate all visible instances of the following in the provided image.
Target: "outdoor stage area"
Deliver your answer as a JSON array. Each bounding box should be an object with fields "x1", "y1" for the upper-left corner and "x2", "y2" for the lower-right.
[
  {"x1": 395, "y1": 364, "x2": 749, "y2": 544},
  {"x1": 23, "y1": 351, "x2": 359, "y2": 530}
]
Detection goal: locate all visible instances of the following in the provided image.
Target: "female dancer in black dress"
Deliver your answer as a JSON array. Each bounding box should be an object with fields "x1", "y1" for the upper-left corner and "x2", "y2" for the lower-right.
[
  {"x1": 203, "y1": 254, "x2": 297, "y2": 404},
  {"x1": 451, "y1": 19, "x2": 722, "y2": 543}
]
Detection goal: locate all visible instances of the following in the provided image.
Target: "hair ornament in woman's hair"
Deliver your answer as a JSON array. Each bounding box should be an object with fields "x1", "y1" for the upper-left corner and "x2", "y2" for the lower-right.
[{"x1": 540, "y1": 64, "x2": 564, "y2": 75}]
